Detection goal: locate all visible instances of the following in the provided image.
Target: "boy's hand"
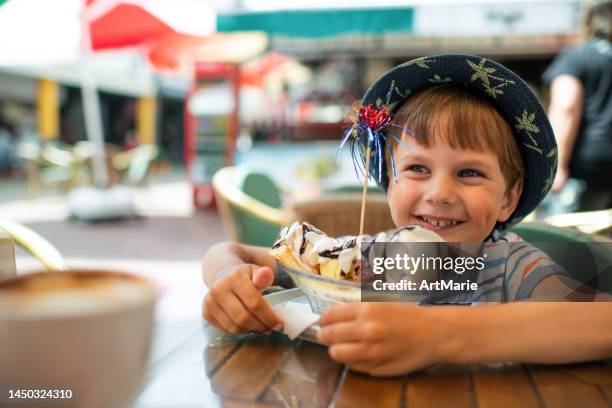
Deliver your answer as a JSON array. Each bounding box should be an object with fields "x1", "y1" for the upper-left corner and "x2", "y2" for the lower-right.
[
  {"x1": 203, "y1": 265, "x2": 283, "y2": 335},
  {"x1": 316, "y1": 303, "x2": 452, "y2": 376}
]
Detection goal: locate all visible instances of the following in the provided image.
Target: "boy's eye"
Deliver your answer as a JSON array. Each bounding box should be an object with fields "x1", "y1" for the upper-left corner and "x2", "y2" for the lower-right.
[
  {"x1": 458, "y1": 168, "x2": 484, "y2": 177},
  {"x1": 406, "y1": 165, "x2": 430, "y2": 174}
]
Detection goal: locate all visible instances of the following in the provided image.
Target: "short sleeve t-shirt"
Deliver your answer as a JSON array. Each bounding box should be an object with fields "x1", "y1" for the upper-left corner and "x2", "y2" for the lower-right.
[
  {"x1": 542, "y1": 38, "x2": 612, "y2": 183},
  {"x1": 426, "y1": 232, "x2": 569, "y2": 304},
  {"x1": 474, "y1": 232, "x2": 569, "y2": 302}
]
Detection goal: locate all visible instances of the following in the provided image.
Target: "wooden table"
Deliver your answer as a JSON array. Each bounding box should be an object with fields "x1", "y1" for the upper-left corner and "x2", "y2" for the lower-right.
[{"x1": 136, "y1": 285, "x2": 612, "y2": 408}]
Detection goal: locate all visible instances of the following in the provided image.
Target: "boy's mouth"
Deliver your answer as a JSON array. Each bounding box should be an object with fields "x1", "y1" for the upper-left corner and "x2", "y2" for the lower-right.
[{"x1": 414, "y1": 215, "x2": 465, "y2": 231}]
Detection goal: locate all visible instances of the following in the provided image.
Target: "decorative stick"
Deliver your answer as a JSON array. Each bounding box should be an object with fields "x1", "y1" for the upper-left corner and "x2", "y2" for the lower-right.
[
  {"x1": 359, "y1": 145, "x2": 371, "y2": 236},
  {"x1": 340, "y1": 104, "x2": 397, "y2": 235}
]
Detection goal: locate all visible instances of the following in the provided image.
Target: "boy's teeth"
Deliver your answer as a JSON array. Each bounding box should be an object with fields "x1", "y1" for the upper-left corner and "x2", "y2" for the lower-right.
[{"x1": 421, "y1": 216, "x2": 458, "y2": 227}]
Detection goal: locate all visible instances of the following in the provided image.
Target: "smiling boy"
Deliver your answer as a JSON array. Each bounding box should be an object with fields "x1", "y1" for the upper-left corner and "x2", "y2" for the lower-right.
[
  {"x1": 202, "y1": 55, "x2": 612, "y2": 376},
  {"x1": 385, "y1": 83, "x2": 523, "y2": 243}
]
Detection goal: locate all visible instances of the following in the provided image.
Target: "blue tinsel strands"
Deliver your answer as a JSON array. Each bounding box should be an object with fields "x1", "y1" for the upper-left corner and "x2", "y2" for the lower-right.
[{"x1": 340, "y1": 104, "x2": 402, "y2": 183}]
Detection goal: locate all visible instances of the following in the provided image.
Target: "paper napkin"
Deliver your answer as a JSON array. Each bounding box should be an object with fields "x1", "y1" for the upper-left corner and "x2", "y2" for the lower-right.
[{"x1": 272, "y1": 304, "x2": 319, "y2": 340}]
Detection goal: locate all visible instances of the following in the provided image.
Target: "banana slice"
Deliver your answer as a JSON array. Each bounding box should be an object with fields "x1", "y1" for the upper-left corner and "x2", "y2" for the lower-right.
[
  {"x1": 270, "y1": 245, "x2": 318, "y2": 273},
  {"x1": 320, "y1": 259, "x2": 343, "y2": 280}
]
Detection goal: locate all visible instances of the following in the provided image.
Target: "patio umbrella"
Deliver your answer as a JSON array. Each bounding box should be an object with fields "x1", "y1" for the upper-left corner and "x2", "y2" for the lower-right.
[
  {"x1": 147, "y1": 32, "x2": 268, "y2": 72},
  {"x1": 87, "y1": 0, "x2": 215, "y2": 50},
  {"x1": 90, "y1": 4, "x2": 267, "y2": 74},
  {"x1": 240, "y1": 52, "x2": 312, "y2": 88}
]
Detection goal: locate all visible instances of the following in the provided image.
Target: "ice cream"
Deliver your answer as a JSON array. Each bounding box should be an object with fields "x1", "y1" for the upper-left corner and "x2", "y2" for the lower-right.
[
  {"x1": 271, "y1": 222, "x2": 364, "y2": 281},
  {"x1": 270, "y1": 222, "x2": 443, "y2": 282}
]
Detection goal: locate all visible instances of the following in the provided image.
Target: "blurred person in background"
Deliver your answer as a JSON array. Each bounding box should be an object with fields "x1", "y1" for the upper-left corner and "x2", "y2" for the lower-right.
[{"x1": 543, "y1": 0, "x2": 612, "y2": 211}]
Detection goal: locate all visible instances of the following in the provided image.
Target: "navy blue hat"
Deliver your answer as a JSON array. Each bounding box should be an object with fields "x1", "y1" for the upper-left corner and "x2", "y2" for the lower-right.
[{"x1": 358, "y1": 54, "x2": 557, "y2": 230}]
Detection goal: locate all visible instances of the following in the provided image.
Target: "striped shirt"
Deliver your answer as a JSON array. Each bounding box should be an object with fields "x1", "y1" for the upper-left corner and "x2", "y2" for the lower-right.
[{"x1": 432, "y1": 232, "x2": 569, "y2": 304}]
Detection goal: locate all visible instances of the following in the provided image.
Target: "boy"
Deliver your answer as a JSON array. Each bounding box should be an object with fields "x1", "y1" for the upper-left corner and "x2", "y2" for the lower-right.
[{"x1": 202, "y1": 55, "x2": 612, "y2": 376}]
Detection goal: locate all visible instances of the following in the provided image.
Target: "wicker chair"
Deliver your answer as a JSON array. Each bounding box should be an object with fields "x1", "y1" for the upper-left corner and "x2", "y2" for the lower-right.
[
  {"x1": 212, "y1": 166, "x2": 295, "y2": 246},
  {"x1": 289, "y1": 193, "x2": 395, "y2": 237},
  {"x1": 213, "y1": 166, "x2": 395, "y2": 244}
]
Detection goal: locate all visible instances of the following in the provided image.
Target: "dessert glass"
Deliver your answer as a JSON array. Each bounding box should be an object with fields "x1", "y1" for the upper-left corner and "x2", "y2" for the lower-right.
[{"x1": 276, "y1": 261, "x2": 360, "y2": 314}]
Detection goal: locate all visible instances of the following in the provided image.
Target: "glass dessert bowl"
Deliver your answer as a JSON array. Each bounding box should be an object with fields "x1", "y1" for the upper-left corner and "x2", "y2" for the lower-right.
[
  {"x1": 276, "y1": 260, "x2": 360, "y2": 314},
  {"x1": 270, "y1": 221, "x2": 444, "y2": 314}
]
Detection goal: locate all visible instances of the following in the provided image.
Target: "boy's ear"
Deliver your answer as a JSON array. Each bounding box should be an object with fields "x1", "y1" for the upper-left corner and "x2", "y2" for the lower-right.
[{"x1": 498, "y1": 180, "x2": 523, "y2": 223}]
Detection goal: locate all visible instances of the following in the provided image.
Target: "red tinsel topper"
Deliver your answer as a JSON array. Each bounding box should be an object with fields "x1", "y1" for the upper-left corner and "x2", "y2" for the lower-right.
[
  {"x1": 357, "y1": 104, "x2": 392, "y2": 134},
  {"x1": 341, "y1": 103, "x2": 401, "y2": 183}
]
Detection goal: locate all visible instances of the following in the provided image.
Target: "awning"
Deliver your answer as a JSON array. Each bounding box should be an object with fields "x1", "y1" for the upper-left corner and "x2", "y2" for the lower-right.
[
  {"x1": 217, "y1": 2, "x2": 581, "y2": 58},
  {"x1": 217, "y1": 7, "x2": 414, "y2": 38},
  {"x1": 0, "y1": 49, "x2": 157, "y2": 97}
]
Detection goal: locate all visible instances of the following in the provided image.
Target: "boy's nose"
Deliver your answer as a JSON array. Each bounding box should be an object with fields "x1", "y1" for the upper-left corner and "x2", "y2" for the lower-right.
[{"x1": 424, "y1": 175, "x2": 457, "y2": 206}]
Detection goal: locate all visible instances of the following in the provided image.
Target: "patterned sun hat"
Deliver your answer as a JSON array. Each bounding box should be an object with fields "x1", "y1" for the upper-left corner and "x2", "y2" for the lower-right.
[{"x1": 358, "y1": 54, "x2": 557, "y2": 230}]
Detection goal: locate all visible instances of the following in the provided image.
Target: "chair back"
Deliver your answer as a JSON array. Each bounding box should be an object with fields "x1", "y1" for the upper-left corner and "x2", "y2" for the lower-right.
[
  {"x1": 233, "y1": 170, "x2": 284, "y2": 246},
  {"x1": 111, "y1": 144, "x2": 159, "y2": 186},
  {"x1": 124, "y1": 145, "x2": 159, "y2": 186},
  {"x1": 212, "y1": 167, "x2": 294, "y2": 246},
  {"x1": 290, "y1": 193, "x2": 395, "y2": 237},
  {"x1": 510, "y1": 222, "x2": 612, "y2": 293}
]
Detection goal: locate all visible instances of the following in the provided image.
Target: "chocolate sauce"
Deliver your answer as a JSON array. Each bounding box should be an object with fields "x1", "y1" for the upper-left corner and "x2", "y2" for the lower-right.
[
  {"x1": 299, "y1": 223, "x2": 311, "y2": 255},
  {"x1": 318, "y1": 249, "x2": 341, "y2": 259},
  {"x1": 318, "y1": 238, "x2": 357, "y2": 259}
]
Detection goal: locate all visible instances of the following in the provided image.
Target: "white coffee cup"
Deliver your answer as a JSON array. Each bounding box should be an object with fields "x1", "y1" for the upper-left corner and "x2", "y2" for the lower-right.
[{"x1": 0, "y1": 270, "x2": 156, "y2": 408}]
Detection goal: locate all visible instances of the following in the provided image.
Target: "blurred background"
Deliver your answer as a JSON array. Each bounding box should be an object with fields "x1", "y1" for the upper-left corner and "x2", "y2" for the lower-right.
[{"x1": 0, "y1": 0, "x2": 610, "y2": 282}]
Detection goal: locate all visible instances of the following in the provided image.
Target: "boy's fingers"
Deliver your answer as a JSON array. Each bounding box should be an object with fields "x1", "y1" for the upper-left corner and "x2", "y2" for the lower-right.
[
  {"x1": 216, "y1": 284, "x2": 268, "y2": 332},
  {"x1": 252, "y1": 266, "x2": 275, "y2": 290},
  {"x1": 329, "y1": 343, "x2": 376, "y2": 364},
  {"x1": 233, "y1": 271, "x2": 283, "y2": 329},
  {"x1": 206, "y1": 295, "x2": 245, "y2": 334},
  {"x1": 317, "y1": 322, "x2": 361, "y2": 344},
  {"x1": 319, "y1": 303, "x2": 360, "y2": 326}
]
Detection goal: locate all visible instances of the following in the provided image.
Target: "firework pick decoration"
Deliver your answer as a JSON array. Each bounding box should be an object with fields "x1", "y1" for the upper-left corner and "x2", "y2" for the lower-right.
[{"x1": 340, "y1": 104, "x2": 401, "y2": 235}]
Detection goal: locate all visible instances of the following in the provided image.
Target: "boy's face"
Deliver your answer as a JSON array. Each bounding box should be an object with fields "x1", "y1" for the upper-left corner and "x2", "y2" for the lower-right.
[{"x1": 387, "y1": 137, "x2": 521, "y2": 242}]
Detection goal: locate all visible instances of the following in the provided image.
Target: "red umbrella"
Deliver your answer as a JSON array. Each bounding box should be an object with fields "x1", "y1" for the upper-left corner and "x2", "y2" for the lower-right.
[
  {"x1": 88, "y1": 1, "x2": 176, "y2": 50},
  {"x1": 89, "y1": 3, "x2": 175, "y2": 50},
  {"x1": 146, "y1": 32, "x2": 207, "y2": 71},
  {"x1": 87, "y1": 1, "x2": 269, "y2": 73},
  {"x1": 87, "y1": 0, "x2": 215, "y2": 51}
]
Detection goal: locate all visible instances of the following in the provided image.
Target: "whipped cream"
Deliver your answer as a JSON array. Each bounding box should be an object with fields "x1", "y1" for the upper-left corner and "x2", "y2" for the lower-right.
[{"x1": 272, "y1": 222, "x2": 362, "y2": 274}]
